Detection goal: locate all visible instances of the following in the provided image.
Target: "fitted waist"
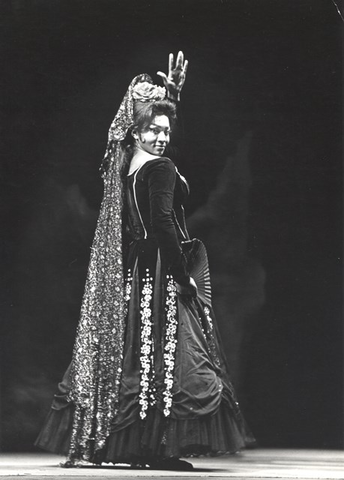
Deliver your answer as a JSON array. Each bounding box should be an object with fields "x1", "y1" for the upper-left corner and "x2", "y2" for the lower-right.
[{"x1": 126, "y1": 227, "x2": 156, "y2": 243}]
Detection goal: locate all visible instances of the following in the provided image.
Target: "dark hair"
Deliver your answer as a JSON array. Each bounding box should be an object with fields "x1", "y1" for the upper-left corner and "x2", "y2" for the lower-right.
[{"x1": 133, "y1": 98, "x2": 177, "y2": 133}]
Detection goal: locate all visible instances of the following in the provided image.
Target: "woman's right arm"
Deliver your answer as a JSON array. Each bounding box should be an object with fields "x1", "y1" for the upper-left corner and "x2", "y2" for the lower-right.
[
  {"x1": 146, "y1": 159, "x2": 197, "y2": 297},
  {"x1": 147, "y1": 159, "x2": 189, "y2": 286}
]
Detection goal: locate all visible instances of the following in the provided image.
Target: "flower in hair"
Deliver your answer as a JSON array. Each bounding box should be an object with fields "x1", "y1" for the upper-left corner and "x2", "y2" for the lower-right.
[{"x1": 132, "y1": 81, "x2": 166, "y2": 102}]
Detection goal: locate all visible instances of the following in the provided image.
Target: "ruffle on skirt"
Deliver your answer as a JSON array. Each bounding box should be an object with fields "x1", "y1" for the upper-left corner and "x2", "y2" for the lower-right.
[
  {"x1": 35, "y1": 397, "x2": 254, "y2": 463},
  {"x1": 105, "y1": 403, "x2": 254, "y2": 463},
  {"x1": 35, "y1": 404, "x2": 74, "y2": 457}
]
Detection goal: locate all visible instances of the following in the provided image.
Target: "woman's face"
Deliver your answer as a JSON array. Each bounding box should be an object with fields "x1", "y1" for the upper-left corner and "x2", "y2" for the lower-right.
[{"x1": 135, "y1": 114, "x2": 171, "y2": 156}]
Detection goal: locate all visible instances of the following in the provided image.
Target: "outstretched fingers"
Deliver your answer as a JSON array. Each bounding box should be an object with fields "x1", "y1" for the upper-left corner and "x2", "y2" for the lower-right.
[
  {"x1": 157, "y1": 51, "x2": 188, "y2": 100},
  {"x1": 175, "y1": 51, "x2": 184, "y2": 70},
  {"x1": 156, "y1": 71, "x2": 168, "y2": 82},
  {"x1": 182, "y1": 58, "x2": 189, "y2": 76},
  {"x1": 168, "y1": 53, "x2": 174, "y2": 79}
]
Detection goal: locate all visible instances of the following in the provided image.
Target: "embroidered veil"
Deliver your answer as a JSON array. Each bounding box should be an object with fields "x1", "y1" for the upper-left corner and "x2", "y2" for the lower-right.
[{"x1": 66, "y1": 74, "x2": 166, "y2": 460}]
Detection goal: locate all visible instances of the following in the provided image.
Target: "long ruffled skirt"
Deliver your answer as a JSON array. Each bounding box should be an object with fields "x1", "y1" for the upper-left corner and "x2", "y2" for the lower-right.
[{"x1": 35, "y1": 240, "x2": 254, "y2": 463}]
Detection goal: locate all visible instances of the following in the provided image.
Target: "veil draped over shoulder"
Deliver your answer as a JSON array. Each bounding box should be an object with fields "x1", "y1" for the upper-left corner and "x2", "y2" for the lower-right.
[{"x1": 67, "y1": 74, "x2": 161, "y2": 459}]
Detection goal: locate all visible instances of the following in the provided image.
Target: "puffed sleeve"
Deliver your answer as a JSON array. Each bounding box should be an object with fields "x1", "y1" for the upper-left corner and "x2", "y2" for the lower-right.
[{"x1": 146, "y1": 158, "x2": 190, "y2": 286}]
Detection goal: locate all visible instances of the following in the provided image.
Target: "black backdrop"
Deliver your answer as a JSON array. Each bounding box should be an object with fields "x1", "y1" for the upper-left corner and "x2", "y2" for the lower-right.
[{"x1": 1, "y1": 0, "x2": 342, "y2": 451}]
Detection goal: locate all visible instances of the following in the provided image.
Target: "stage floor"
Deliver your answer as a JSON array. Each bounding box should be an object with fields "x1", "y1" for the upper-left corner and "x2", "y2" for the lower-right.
[{"x1": 0, "y1": 449, "x2": 343, "y2": 479}]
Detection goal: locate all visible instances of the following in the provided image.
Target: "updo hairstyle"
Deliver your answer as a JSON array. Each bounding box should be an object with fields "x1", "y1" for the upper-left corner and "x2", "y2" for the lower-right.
[
  {"x1": 133, "y1": 98, "x2": 177, "y2": 133},
  {"x1": 120, "y1": 99, "x2": 177, "y2": 178}
]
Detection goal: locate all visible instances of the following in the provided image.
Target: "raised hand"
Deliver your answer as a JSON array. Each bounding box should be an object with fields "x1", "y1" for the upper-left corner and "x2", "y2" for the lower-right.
[{"x1": 157, "y1": 51, "x2": 189, "y2": 102}]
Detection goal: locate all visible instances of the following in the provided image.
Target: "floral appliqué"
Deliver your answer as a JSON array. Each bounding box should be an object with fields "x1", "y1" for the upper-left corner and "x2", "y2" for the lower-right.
[
  {"x1": 124, "y1": 268, "x2": 133, "y2": 302},
  {"x1": 163, "y1": 275, "x2": 178, "y2": 417},
  {"x1": 204, "y1": 306, "x2": 221, "y2": 369},
  {"x1": 139, "y1": 269, "x2": 154, "y2": 420}
]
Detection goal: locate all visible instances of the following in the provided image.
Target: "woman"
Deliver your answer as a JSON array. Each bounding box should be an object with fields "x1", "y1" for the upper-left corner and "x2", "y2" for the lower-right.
[{"x1": 35, "y1": 52, "x2": 254, "y2": 470}]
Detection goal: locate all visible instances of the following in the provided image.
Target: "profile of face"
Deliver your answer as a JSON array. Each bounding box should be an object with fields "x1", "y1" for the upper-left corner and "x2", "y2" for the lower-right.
[{"x1": 134, "y1": 114, "x2": 171, "y2": 156}]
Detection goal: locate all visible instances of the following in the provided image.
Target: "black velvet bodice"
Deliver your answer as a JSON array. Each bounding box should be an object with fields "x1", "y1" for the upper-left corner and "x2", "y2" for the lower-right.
[{"x1": 125, "y1": 157, "x2": 190, "y2": 285}]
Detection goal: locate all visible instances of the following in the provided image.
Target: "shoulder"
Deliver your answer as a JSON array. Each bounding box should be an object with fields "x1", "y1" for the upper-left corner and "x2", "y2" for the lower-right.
[
  {"x1": 144, "y1": 157, "x2": 176, "y2": 174},
  {"x1": 143, "y1": 157, "x2": 177, "y2": 190}
]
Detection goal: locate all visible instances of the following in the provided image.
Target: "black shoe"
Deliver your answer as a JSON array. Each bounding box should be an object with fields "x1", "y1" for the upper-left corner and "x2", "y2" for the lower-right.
[
  {"x1": 149, "y1": 458, "x2": 193, "y2": 471},
  {"x1": 60, "y1": 459, "x2": 78, "y2": 468}
]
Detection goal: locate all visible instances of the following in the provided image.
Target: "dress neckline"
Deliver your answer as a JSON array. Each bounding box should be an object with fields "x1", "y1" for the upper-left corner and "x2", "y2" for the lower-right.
[{"x1": 127, "y1": 156, "x2": 163, "y2": 176}]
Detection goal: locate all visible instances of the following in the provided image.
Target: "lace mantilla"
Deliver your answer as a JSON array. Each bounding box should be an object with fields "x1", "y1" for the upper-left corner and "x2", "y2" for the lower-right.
[
  {"x1": 67, "y1": 74, "x2": 166, "y2": 461},
  {"x1": 67, "y1": 141, "x2": 127, "y2": 461}
]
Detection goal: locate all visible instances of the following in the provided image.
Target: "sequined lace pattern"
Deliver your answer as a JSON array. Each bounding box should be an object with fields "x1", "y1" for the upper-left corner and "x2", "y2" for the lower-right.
[
  {"x1": 67, "y1": 143, "x2": 127, "y2": 461},
  {"x1": 67, "y1": 74, "x2": 157, "y2": 461}
]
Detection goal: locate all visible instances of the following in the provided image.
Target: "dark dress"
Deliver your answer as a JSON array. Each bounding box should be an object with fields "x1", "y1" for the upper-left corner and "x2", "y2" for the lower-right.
[{"x1": 35, "y1": 157, "x2": 254, "y2": 463}]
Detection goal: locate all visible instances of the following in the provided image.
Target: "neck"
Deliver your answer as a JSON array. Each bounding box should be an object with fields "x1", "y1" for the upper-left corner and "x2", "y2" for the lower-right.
[
  {"x1": 132, "y1": 148, "x2": 160, "y2": 161},
  {"x1": 128, "y1": 149, "x2": 161, "y2": 175},
  {"x1": 133, "y1": 147, "x2": 158, "y2": 159}
]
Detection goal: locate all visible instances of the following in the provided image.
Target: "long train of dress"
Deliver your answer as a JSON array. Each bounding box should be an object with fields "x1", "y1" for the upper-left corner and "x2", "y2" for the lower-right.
[{"x1": 35, "y1": 157, "x2": 254, "y2": 463}]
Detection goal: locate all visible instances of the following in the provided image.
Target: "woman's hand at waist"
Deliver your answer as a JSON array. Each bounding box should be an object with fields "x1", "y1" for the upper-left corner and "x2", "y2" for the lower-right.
[{"x1": 176, "y1": 277, "x2": 198, "y2": 298}]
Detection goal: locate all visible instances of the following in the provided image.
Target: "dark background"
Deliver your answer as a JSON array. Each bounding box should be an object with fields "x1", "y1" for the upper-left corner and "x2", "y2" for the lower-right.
[{"x1": 0, "y1": 0, "x2": 342, "y2": 451}]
